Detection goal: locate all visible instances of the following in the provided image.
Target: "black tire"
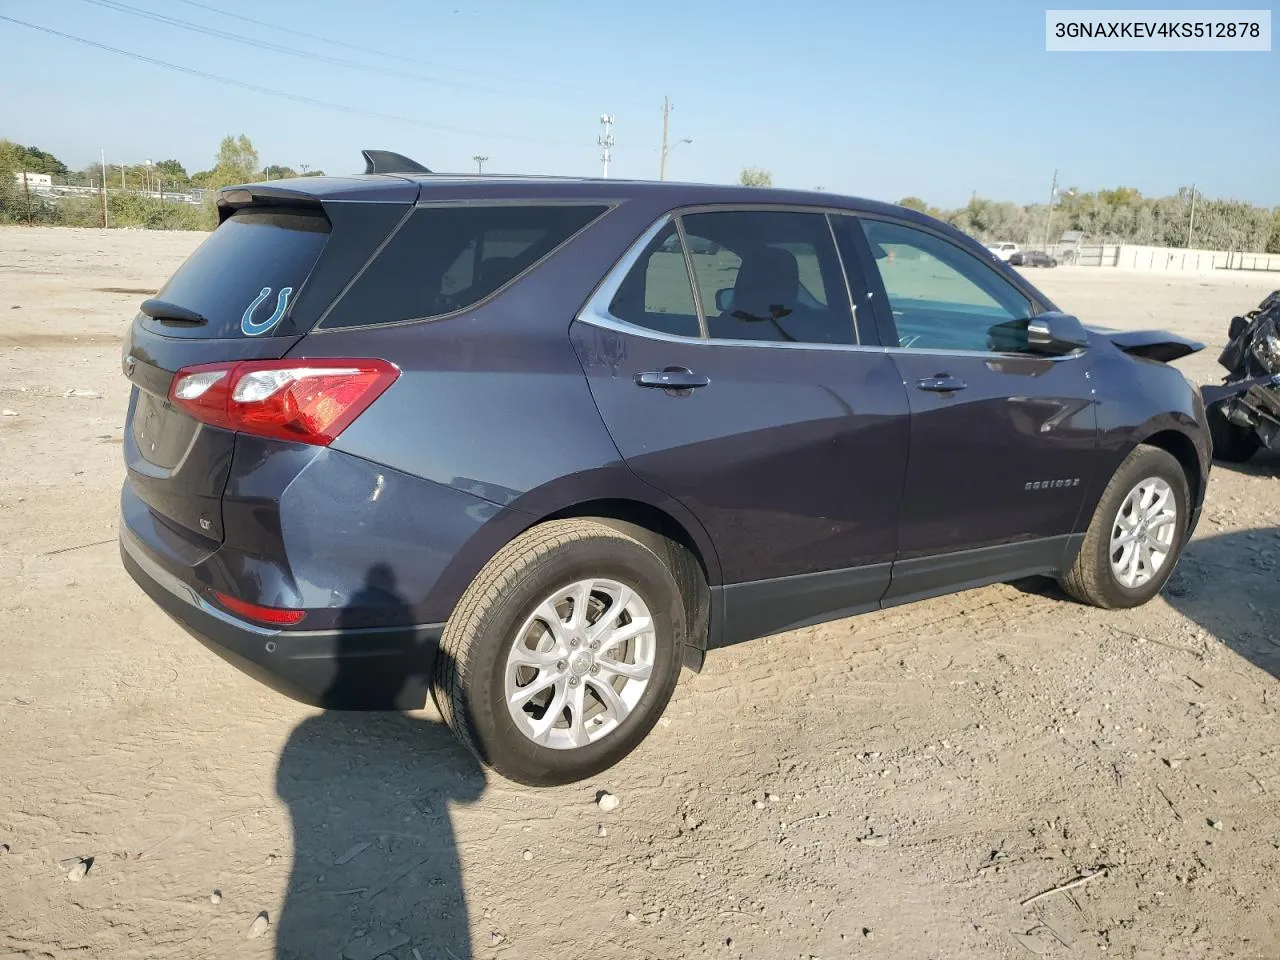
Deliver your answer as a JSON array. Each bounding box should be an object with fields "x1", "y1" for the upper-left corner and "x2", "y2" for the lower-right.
[
  {"x1": 1060, "y1": 445, "x2": 1191, "y2": 609},
  {"x1": 432, "y1": 519, "x2": 687, "y2": 786},
  {"x1": 1206, "y1": 403, "x2": 1260, "y2": 463}
]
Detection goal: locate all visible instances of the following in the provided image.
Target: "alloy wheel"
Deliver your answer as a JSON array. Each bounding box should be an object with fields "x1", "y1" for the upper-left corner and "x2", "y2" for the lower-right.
[
  {"x1": 1109, "y1": 476, "x2": 1178, "y2": 589},
  {"x1": 504, "y1": 578, "x2": 656, "y2": 750}
]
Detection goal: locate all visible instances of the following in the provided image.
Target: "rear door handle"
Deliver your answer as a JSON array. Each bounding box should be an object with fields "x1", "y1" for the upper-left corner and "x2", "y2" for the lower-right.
[
  {"x1": 635, "y1": 368, "x2": 710, "y2": 389},
  {"x1": 916, "y1": 374, "x2": 967, "y2": 393}
]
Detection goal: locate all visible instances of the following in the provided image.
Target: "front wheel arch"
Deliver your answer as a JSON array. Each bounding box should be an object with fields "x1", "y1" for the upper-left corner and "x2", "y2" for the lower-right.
[{"x1": 1133, "y1": 428, "x2": 1205, "y2": 515}]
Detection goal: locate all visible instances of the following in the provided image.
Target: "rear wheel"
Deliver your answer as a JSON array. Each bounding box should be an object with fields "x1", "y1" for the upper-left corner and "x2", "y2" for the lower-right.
[
  {"x1": 432, "y1": 519, "x2": 686, "y2": 786},
  {"x1": 1060, "y1": 446, "x2": 1190, "y2": 609},
  {"x1": 1207, "y1": 403, "x2": 1260, "y2": 463}
]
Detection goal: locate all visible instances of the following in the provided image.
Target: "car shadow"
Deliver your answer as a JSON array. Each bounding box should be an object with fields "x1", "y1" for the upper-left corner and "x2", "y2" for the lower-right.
[
  {"x1": 1164, "y1": 525, "x2": 1280, "y2": 680},
  {"x1": 1209, "y1": 447, "x2": 1280, "y2": 477},
  {"x1": 1012, "y1": 525, "x2": 1280, "y2": 681},
  {"x1": 274, "y1": 565, "x2": 484, "y2": 960}
]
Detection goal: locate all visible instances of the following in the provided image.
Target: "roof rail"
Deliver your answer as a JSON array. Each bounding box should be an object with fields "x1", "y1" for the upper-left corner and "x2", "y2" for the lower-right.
[{"x1": 361, "y1": 149, "x2": 433, "y2": 175}]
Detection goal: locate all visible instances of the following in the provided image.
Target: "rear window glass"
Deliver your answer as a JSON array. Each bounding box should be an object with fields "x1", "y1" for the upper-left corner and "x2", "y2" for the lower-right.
[
  {"x1": 151, "y1": 208, "x2": 329, "y2": 338},
  {"x1": 321, "y1": 204, "x2": 608, "y2": 329}
]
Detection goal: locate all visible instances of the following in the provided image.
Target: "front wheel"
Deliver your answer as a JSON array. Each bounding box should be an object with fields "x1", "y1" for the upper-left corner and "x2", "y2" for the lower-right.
[
  {"x1": 432, "y1": 519, "x2": 686, "y2": 786},
  {"x1": 1060, "y1": 446, "x2": 1190, "y2": 609}
]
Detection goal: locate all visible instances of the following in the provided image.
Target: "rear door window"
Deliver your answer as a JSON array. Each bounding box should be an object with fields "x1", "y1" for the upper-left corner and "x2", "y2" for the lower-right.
[
  {"x1": 149, "y1": 208, "x2": 329, "y2": 339},
  {"x1": 606, "y1": 222, "x2": 701, "y2": 337},
  {"x1": 680, "y1": 210, "x2": 856, "y2": 345},
  {"x1": 321, "y1": 204, "x2": 608, "y2": 329}
]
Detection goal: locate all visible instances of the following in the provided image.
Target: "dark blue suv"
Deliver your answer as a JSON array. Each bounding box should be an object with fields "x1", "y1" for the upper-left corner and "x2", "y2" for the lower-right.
[{"x1": 120, "y1": 152, "x2": 1211, "y2": 785}]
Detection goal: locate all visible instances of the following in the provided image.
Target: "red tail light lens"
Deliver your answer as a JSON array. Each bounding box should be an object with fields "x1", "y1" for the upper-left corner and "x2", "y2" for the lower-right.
[
  {"x1": 169, "y1": 358, "x2": 399, "y2": 445},
  {"x1": 213, "y1": 590, "x2": 307, "y2": 625}
]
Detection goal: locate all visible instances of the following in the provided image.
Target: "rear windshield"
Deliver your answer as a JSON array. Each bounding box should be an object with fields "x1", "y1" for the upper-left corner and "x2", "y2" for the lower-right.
[
  {"x1": 320, "y1": 204, "x2": 608, "y2": 329},
  {"x1": 149, "y1": 208, "x2": 330, "y2": 338}
]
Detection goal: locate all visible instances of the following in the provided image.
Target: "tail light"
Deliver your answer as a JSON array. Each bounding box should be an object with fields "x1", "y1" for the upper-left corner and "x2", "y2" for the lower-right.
[
  {"x1": 168, "y1": 358, "x2": 399, "y2": 445},
  {"x1": 212, "y1": 590, "x2": 307, "y2": 625}
]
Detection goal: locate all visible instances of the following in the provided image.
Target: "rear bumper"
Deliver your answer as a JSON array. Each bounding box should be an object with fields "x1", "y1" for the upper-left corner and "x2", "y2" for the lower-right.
[{"x1": 121, "y1": 527, "x2": 443, "y2": 710}]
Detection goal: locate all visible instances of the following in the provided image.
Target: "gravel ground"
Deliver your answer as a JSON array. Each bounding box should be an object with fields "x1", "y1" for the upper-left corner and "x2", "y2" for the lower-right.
[{"x1": 1, "y1": 226, "x2": 1278, "y2": 960}]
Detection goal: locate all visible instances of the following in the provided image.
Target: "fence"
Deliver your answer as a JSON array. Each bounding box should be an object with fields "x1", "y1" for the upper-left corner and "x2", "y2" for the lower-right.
[{"x1": 1041, "y1": 242, "x2": 1280, "y2": 274}]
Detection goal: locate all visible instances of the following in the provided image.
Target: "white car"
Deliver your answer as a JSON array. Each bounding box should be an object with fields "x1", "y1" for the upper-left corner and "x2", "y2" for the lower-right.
[{"x1": 986, "y1": 242, "x2": 1019, "y2": 262}]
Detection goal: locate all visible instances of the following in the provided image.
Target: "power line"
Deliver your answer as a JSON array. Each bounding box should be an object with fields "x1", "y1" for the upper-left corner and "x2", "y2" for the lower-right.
[
  {"x1": 171, "y1": 0, "x2": 590, "y2": 93},
  {"x1": 0, "y1": 14, "x2": 588, "y2": 148},
  {"x1": 77, "y1": 0, "x2": 511, "y2": 96}
]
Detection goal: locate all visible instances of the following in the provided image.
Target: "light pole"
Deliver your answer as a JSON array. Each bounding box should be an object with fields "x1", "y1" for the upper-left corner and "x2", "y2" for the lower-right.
[
  {"x1": 1042, "y1": 170, "x2": 1075, "y2": 251},
  {"x1": 660, "y1": 138, "x2": 692, "y2": 181},
  {"x1": 1186, "y1": 183, "x2": 1198, "y2": 249},
  {"x1": 473, "y1": 155, "x2": 489, "y2": 173}
]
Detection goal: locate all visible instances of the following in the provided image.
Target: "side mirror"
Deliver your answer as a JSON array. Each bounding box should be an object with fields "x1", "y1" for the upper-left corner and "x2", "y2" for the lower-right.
[
  {"x1": 715, "y1": 287, "x2": 734, "y2": 312},
  {"x1": 1027, "y1": 311, "x2": 1089, "y2": 355}
]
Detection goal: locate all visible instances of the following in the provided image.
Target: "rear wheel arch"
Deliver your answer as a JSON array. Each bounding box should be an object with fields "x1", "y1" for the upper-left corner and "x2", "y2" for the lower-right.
[{"x1": 541, "y1": 499, "x2": 714, "y2": 664}]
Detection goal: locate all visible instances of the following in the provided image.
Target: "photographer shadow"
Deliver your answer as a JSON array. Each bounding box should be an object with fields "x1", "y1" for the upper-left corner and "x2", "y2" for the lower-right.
[{"x1": 274, "y1": 564, "x2": 484, "y2": 960}]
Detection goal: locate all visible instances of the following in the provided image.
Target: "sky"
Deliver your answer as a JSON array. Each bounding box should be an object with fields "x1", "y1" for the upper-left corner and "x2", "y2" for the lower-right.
[{"x1": 1, "y1": 0, "x2": 1277, "y2": 207}]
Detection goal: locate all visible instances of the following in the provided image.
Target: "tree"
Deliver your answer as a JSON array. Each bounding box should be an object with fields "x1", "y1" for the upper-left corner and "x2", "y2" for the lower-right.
[
  {"x1": 155, "y1": 159, "x2": 190, "y2": 186},
  {"x1": 897, "y1": 196, "x2": 931, "y2": 213},
  {"x1": 206, "y1": 134, "x2": 261, "y2": 188},
  {"x1": 0, "y1": 141, "x2": 70, "y2": 178},
  {"x1": 263, "y1": 164, "x2": 297, "y2": 180},
  {"x1": 739, "y1": 167, "x2": 773, "y2": 188}
]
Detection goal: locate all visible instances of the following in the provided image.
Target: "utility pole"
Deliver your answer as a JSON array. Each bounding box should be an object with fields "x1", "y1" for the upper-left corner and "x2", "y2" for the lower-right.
[
  {"x1": 1186, "y1": 183, "x2": 1197, "y2": 249},
  {"x1": 659, "y1": 97, "x2": 670, "y2": 181},
  {"x1": 21, "y1": 171, "x2": 31, "y2": 225},
  {"x1": 1042, "y1": 168, "x2": 1059, "y2": 250},
  {"x1": 598, "y1": 114, "x2": 615, "y2": 179},
  {"x1": 473, "y1": 155, "x2": 488, "y2": 173},
  {"x1": 657, "y1": 98, "x2": 693, "y2": 181},
  {"x1": 100, "y1": 148, "x2": 109, "y2": 229}
]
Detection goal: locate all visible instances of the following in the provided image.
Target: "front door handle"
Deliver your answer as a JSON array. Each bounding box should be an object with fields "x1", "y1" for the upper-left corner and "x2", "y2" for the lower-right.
[
  {"x1": 916, "y1": 374, "x2": 967, "y2": 393},
  {"x1": 635, "y1": 368, "x2": 710, "y2": 389}
]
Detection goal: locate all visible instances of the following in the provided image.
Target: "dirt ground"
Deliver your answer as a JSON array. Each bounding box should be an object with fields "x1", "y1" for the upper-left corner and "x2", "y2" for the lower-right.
[{"x1": 2, "y1": 226, "x2": 1279, "y2": 960}]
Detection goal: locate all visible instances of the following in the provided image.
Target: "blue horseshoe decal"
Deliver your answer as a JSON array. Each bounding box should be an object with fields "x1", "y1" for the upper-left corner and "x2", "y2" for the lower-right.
[{"x1": 241, "y1": 285, "x2": 293, "y2": 336}]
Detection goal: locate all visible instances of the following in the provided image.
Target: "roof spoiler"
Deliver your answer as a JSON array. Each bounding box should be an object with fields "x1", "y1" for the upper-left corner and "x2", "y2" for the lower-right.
[{"x1": 361, "y1": 149, "x2": 432, "y2": 175}]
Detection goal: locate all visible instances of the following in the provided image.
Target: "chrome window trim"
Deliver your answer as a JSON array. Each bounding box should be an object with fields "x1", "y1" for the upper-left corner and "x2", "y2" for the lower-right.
[{"x1": 575, "y1": 210, "x2": 1085, "y2": 362}]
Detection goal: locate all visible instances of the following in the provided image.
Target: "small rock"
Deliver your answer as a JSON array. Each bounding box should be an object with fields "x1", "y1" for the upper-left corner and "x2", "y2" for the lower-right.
[
  {"x1": 1, "y1": 409, "x2": 16, "y2": 417},
  {"x1": 596, "y1": 791, "x2": 620, "y2": 813},
  {"x1": 0, "y1": 843, "x2": 9, "y2": 854},
  {"x1": 489, "y1": 932, "x2": 505, "y2": 946},
  {"x1": 1165, "y1": 758, "x2": 1182, "y2": 770},
  {"x1": 247, "y1": 912, "x2": 270, "y2": 939},
  {"x1": 753, "y1": 799, "x2": 765, "y2": 810},
  {"x1": 1209, "y1": 819, "x2": 1223, "y2": 831},
  {"x1": 625, "y1": 911, "x2": 638, "y2": 923},
  {"x1": 64, "y1": 389, "x2": 102, "y2": 399},
  {"x1": 766, "y1": 793, "x2": 780, "y2": 803},
  {"x1": 863, "y1": 927, "x2": 874, "y2": 939},
  {"x1": 522, "y1": 849, "x2": 533, "y2": 861},
  {"x1": 726, "y1": 937, "x2": 733, "y2": 947},
  {"x1": 65, "y1": 858, "x2": 91, "y2": 882},
  {"x1": 210, "y1": 889, "x2": 222, "y2": 904},
  {"x1": 596, "y1": 824, "x2": 607, "y2": 838}
]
